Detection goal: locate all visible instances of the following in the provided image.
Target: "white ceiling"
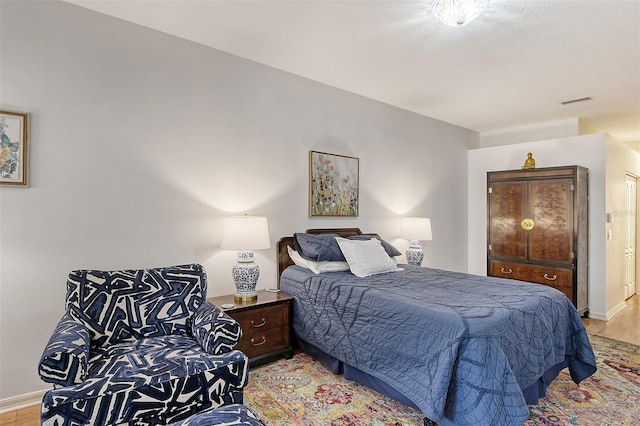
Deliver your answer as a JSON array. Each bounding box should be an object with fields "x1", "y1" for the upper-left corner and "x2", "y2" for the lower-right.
[{"x1": 66, "y1": 0, "x2": 640, "y2": 143}]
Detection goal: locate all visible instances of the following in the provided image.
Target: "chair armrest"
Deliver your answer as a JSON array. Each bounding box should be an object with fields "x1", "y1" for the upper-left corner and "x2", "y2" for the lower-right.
[
  {"x1": 38, "y1": 314, "x2": 91, "y2": 387},
  {"x1": 192, "y1": 301, "x2": 242, "y2": 354}
]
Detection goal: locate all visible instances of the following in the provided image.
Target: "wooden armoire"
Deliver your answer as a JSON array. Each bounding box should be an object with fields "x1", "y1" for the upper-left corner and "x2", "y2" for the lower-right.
[{"x1": 487, "y1": 165, "x2": 589, "y2": 315}]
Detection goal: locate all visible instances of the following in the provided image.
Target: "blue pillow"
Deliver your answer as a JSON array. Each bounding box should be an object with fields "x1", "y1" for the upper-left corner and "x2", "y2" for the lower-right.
[
  {"x1": 293, "y1": 233, "x2": 401, "y2": 262},
  {"x1": 293, "y1": 233, "x2": 343, "y2": 262}
]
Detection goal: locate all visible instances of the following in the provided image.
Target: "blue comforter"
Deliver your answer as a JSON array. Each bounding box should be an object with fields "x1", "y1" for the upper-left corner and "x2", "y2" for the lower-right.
[{"x1": 280, "y1": 265, "x2": 597, "y2": 425}]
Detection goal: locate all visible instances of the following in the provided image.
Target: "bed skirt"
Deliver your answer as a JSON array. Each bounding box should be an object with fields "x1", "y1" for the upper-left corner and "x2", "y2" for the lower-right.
[{"x1": 296, "y1": 338, "x2": 570, "y2": 412}]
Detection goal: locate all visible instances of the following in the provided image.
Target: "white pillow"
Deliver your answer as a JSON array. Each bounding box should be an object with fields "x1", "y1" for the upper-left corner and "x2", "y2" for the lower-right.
[
  {"x1": 287, "y1": 246, "x2": 350, "y2": 274},
  {"x1": 334, "y1": 237, "x2": 402, "y2": 278}
]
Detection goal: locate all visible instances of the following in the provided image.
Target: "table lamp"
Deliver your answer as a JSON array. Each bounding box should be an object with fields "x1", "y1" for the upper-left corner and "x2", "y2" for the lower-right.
[
  {"x1": 400, "y1": 217, "x2": 432, "y2": 266},
  {"x1": 220, "y1": 214, "x2": 271, "y2": 302}
]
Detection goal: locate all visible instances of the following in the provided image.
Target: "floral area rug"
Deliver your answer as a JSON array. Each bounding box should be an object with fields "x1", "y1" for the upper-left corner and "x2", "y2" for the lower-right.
[
  {"x1": 244, "y1": 335, "x2": 639, "y2": 425},
  {"x1": 525, "y1": 335, "x2": 639, "y2": 426}
]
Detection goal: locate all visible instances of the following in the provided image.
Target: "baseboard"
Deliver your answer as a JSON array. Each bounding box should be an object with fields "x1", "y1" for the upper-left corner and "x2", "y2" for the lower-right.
[
  {"x1": 606, "y1": 300, "x2": 628, "y2": 320},
  {"x1": 588, "y1": 300, "x2": 628, "y2": 321},
  {"x1": 0, "y1": 389, "x2": 46, "y2": 414}
]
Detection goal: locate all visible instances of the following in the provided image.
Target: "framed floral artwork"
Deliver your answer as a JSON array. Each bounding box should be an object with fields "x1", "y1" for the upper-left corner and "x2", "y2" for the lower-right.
[
  {"x1": 0, "y1": 110, "x2": 29, "y2": 186},
  {"x1": 309, "y1": 150, "x2": 359, "y2": 216}
]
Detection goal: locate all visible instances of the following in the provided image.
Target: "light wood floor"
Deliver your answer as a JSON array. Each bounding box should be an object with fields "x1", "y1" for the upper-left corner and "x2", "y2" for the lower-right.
[
  {"x1": 583, "y1": 293, "x2": 639, "y2": 345},
  {"x1": 2, "y1": 295, "x2": 637, "y2": 426},
  {"x1": 0, "y1": 405, "x2": 39, "y2": 426}
]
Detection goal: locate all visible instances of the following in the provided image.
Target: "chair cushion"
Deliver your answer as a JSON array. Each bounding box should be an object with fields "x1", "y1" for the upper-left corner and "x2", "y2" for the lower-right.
[
  {"x1": 65, "y1": 264, "x2": 207, "y2": 347},
  {"x1": 42, "y1": 335, "x2": 249, "y2": 425},
  {"x1": 87, "y1": 335, "x2": 243, "y2": 391},
  {"x1": 167, "y1": 404, "x2": 264, "y2": 426}
]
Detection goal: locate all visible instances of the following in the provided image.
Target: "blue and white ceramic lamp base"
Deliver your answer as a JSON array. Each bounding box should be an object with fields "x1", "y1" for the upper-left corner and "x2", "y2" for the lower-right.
[
  {"x1": 406, "y1": 241, "x2": 424, "y2": 266},
  {"x1": 232, "y1": 251, "x2": 260, "y2": 302}
]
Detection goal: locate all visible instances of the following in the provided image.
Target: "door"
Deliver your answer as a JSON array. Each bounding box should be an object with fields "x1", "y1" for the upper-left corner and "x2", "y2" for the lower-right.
[
  {"x1": 625, "y1": 174, "x2": 637, "y2": 298},
  {"x1": 528, "y1": 178, "x2": 574, "y2": 265},
  {"x1": 489, "y1": 181, "x2": 527, "y2": 259}
]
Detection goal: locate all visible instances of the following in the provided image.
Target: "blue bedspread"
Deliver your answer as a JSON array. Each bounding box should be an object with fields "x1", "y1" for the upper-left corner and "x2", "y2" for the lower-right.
[{"x1": 280, "y1": 265, "x2": 597, "y2": 425}]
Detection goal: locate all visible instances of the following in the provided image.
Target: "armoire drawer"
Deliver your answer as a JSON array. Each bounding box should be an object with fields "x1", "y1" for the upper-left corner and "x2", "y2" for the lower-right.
[
  {"x1": 527, "y1": 265, "x2": 573, "y2": 288},
  {"x1": 527, "y1": 265, "x2": 574, "y2": 301},
  {"x1": 488, "y1": 260, "x2": 531, "y2": 281},
  {"x1": 489, "y1": 260, "x2": 574, "y2": 300}
]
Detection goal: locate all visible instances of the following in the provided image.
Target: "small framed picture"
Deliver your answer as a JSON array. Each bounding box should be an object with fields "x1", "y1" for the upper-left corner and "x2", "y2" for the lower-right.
[
  {"x1": 0, "y1": 110, "x2": 29, "y2": 186},
  {"x1": 309, "y1": 150, "x2": 359, "y2": 217}
]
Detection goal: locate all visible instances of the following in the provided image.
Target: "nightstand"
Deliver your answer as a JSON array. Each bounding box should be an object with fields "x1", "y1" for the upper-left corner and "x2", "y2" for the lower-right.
[{"x1": 208, "y1": 290, "x2": 294, "y2": 367}]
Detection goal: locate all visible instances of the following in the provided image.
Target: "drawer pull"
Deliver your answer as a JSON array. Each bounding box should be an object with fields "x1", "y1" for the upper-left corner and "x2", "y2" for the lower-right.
[
  {"x1": 543, "y1": 274, "x2": 557, "y2": 281},
  {"x1": 250, "y1": 336, "x2": 267, "y2": 346},
  {"x1": 251, "y1": 318, "x2": 267, "y2": 328},
  {"x1": 500, "y1": 268, "x2": 513, "y2": 274}
]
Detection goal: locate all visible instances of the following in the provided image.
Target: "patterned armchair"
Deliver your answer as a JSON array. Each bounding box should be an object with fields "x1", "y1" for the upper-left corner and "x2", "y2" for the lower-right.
[{"x1": 38, "y1": 264, "x2": 249, "y2": 426}]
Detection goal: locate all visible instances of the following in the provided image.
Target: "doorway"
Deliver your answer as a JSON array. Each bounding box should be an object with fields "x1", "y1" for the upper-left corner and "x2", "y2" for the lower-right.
[{"x1": 625, "y1": 173, "x2": 638, "y2": 299}]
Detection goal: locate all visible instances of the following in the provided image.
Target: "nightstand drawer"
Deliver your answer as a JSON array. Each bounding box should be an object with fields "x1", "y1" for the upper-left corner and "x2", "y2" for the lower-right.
[
  {"x1": 232, "y1": 304, "x2": 288, "y2": 332},
  {"x1": 236, "y1": 326, "x2": 290, "y2": 358}
]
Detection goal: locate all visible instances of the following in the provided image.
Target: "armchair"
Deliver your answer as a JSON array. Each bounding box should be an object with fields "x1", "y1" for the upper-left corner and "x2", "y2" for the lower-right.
[{"x1": 38, "y1": 264, "x2": 248, "y2": 426}]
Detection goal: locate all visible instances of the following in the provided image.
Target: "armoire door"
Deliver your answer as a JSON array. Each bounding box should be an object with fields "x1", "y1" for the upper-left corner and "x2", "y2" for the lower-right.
[
  {"x1": 528, "y1": 178, "x2": 574, "y2": 264},
  {"x1": 489, "y1": 181, "x2": 527, "y2": 259}
]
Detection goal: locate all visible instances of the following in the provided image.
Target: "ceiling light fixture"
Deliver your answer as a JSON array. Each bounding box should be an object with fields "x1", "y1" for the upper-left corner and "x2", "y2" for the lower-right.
[{"x1": 433, "y1": 0, "x2": 488, "y2": 27}]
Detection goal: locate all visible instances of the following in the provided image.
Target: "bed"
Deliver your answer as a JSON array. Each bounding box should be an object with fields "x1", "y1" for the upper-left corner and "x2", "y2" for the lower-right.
[{"x1": 277, "y1": 228, "x2": 597, "y2": 426}]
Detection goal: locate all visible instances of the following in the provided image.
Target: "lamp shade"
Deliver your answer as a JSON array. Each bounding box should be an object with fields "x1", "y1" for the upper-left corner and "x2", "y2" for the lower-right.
[
  {"x1": 400, "y1": 217, "x2": 433, "y2": 241},
  {"x1": 220, "y1": 215, "x2": 271, "y2": 251}
]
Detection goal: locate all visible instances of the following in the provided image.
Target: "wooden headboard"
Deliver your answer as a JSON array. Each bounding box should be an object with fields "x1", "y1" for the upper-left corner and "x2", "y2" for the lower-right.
[{"x1": 276, "y1": 228, "x2": 380, "y2": 284}]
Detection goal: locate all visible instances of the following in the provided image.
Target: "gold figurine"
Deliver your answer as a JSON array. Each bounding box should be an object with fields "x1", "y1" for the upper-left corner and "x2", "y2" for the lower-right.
[{"x1": 522, "y1": 152, "x2": 536, "y2": 169}]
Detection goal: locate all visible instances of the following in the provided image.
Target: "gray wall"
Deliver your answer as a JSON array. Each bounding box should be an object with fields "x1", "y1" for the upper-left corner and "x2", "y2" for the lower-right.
[{"x1": 0, "y1": 1, "x2": 474, "y2": 401}]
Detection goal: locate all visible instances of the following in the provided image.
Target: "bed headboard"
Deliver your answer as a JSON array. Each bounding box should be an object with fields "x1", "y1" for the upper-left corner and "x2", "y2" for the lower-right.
[{"x1": 276, "y1": 228, "x2": 380, "y2": 284}]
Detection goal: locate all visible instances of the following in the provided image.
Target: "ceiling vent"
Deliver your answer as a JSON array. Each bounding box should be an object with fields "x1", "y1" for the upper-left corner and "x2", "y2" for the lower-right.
[{"x1": 561, "y1": 97, "x2": 594, "y2": 105}]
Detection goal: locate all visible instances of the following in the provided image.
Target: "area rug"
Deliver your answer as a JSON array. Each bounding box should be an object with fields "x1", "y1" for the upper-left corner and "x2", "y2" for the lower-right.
[{"x1": 243, "y1": 335, "x2": 639, "y2": 425}]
